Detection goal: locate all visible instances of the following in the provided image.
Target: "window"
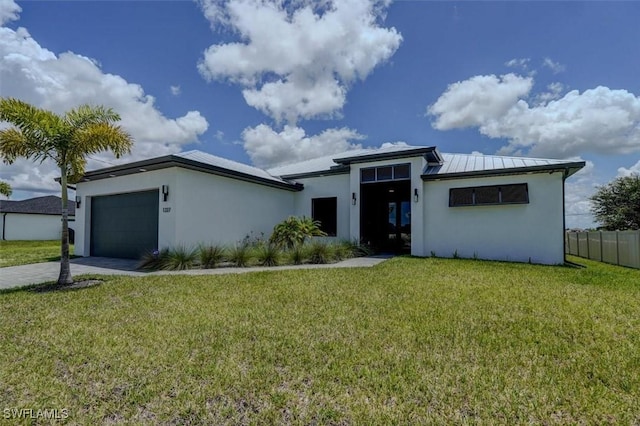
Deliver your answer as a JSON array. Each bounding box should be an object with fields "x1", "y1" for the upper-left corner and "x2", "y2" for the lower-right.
[
  {"x1": 449, "y1": 183, "x2": 528, "y2": 207},
  {"x1": 361, "y1": 168, "x2": 376, "y2": 183},
  {"x1": 360, "y1": 163, "x2": 411, "y2": 183},
  {"x1": 312, "y1": 197, "x2": 337, "y2": 236}
]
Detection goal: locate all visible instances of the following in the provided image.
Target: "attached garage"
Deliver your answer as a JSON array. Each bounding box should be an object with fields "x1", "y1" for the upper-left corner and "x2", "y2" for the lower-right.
[{"x1": 90, "y1": 190, "x2": 159, "y2": 259}]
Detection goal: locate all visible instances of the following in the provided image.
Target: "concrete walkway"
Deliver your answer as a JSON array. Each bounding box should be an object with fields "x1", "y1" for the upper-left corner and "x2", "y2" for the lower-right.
[{"x1": 0, "y1": 256, "x2": 390, "y2": 290}]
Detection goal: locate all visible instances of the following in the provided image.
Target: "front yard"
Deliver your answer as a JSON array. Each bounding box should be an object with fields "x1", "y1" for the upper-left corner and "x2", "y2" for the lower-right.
[
  {"x1": 0, "y1": 240, "x2": 73, "y2": 268},
  {"x1": 0, "y1": 256, "x2": 638, "y2": 424}
]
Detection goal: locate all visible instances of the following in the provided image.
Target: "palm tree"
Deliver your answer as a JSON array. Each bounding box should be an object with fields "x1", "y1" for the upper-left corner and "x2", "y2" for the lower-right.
[
  {"x1": 0, "y1": 180, "x2": 11, "y2": 198},
  {"x1": 0, "y1": 98, "x2": 133, "y2": 285}
]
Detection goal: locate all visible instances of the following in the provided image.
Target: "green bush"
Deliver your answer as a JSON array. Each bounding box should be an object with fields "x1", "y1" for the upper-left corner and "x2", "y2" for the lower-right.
[
  {"x1": 199, "y1": 244, "x2": 226, "y2": 269},
  {"x1": 270, "y1": 216, "x2": 327, "y2": 249},
  {"x1": 308, "y1": 241, "x2": 334, "y2": 264},
  {"x1": 228, "y1": 243, "x2": 252, "y2": 267},
  {"x1": 137, "y1": 248, "x2": 170, "y2": 271},
  {"x1": 288, "y1": 244, "x2": 308, "y2": 265},
  {"x1": 257, "y1": 243, "x2": 281, "y2": 267},
  {"x1": 164, "y1": 246, "x2": 197, "y2": 271}
]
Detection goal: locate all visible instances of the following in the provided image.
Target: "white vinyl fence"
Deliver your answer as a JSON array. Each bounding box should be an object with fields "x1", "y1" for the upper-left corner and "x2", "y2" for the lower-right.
[{"x1": 566, "y1": 230, "x2": 640, "y2": 269}]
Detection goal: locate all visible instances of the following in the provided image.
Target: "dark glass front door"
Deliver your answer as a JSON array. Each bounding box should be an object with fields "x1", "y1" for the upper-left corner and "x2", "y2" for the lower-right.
[{"x1": 360, "y1": 180, "x2": 411, "y2": 253}]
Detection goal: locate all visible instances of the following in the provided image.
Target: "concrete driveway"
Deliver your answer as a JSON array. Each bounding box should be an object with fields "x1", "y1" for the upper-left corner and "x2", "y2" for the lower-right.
[{"x1": 0, "y1": 256, "x2": 389, "y2": 290}]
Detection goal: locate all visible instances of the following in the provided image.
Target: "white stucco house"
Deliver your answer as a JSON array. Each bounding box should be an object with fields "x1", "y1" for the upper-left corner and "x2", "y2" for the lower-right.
[
  {"x1": 0, "y1": 195, "x2": 75, "y2": 241},
  {"x1": 73, "y1": 145, "x2": 584, "y2": 264}
]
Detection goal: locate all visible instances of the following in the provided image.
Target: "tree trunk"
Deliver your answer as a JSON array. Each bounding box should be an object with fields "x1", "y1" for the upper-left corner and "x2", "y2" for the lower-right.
[{"x1": 57, "y1": 170, "x2": 73, "y2": 285}]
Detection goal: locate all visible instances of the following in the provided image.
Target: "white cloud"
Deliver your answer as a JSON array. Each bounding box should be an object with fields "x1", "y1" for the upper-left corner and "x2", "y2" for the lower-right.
[
  {"x1": 429, "y1": 74, "x2": 640, "y2": 159},
  {"x1": 542, "y1": 57, "x2": 566, "y2": 74},
  {"x1": 198, "y1": 0, "x2": 401, "y2": 124},
  {"x1": 428, "y1": 74, "x2": 534, "y2": 130},
  {"x1": 0, "y1": 0, "x2": 20, "y2": 26},
  {"x1": 618, "y1": 159, "x2": 640, "y2": 177},
  {"x1": 0, "y1": 22, "x2": 209, "y2": 197},
  {"x1": 533, "y1": 82, "x2": 565, "y2": 105},
  {"x1": 241, "y1": 124, "x2": 364, "y2": 168},
  {"x1": 170, "y1": 85, "x2": 181, "y2": 96},
  {"x1": 504, "y1": 58, "x2": 530, "y2": 70}
]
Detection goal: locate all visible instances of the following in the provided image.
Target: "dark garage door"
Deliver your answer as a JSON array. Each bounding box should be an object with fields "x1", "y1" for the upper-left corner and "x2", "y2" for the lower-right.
[{"x1": 90, "y1": 190, "x2": 159, "y2": 259}]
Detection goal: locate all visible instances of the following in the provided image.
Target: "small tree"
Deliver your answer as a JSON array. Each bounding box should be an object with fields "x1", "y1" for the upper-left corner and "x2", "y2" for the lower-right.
[
  {"x1": 270, "y1": 216, "x2": 327, "y2": 249},
  {"x1": 0, "y1": 98, "x2": 133, "y2": 285},
  {"x1": 590, "y1": 174, "x2": 640, "y2": 230},
  {"x1": 0, "y1": 180, "x2": 11, "y2": 198}
]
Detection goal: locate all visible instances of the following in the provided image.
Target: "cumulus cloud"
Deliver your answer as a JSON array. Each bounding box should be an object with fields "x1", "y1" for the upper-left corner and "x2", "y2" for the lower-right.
[
  {"x1": 428, "y1": 74, "x2": 534, "y2": 130},
  {"x1": 0, "y1": 17, "x2": 209, "y2": 196},
  {"x1": 241, "y1": 124, "x2": 364, "y2": 168},
  {"x1": 198, "y1": 0, "x2": 401, "y2": 123},
  {"x1": 542, "y1": 57, "x2": 566, "y2": 74},
  {"x1": 504, "y1": 58, "x2": 530, "y2": 71},
  {"x1": 429, "y1": 73, "x2": 640, "y2": 159},
  {"x1": 618, "y1": 159, "x2": 640, "y2": 177},
  {"x1": 0, "y1": 0, "x2": 20, "y2": 26},
  {"x1": 170, "y1": 85, "x2": 181, "y2": 96}
]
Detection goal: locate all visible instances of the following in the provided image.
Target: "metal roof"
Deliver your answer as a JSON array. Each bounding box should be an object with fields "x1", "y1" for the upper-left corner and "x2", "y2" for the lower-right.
[
  {"x1": 0, "y1": 195, "x2": 75, "y2": 216},
  {"x1": 268, "y1": 144, "x2": 438, "y2": 178},
  {"x1": 422, "y1": 153, "x2": 585, "y2": 180},
  {"x1": 175, "y1": 150, "x2": 288, "y2": 185},
  {"x1": 80, "y1": 150, "x2": 302, "y2": 191}
]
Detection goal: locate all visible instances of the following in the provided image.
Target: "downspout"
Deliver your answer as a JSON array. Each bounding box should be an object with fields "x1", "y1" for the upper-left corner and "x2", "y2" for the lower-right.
[
  {"x1": 562, "y1": 168, "x2": 568, "y2": 264},
  {"x1": 1, "y1": 212, "x2": 6, "y2": 241}
]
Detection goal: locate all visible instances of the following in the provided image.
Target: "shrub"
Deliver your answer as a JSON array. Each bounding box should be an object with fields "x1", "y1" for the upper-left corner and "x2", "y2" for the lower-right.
[
  {"x1": 228, "y1": 243, "x2": 252, "y2": 267},
  {"x1": 270, "y1": 216, "x2": 327, "y2": 249},
  {"x1": 288, "y1": 244, "x2": 308, "y2": 265},
  {"x1": 138, "y1": 248, "x2": 170, "y2": 271},
  {"x1": 308, "y1": 241, "x2": 334, "y2": 264},
  {"x1": 257, "y1": 243, "x2": 281, "y2": 267},
  {"x1": 199, "y1": 244, "x2": 226, "y2": 269},
  {"x1": 164, "y1": 246, "x2": 197, "y2": 271},
  {"x1": 334, "y1": 240, "x2": 355, "y2": 261}
]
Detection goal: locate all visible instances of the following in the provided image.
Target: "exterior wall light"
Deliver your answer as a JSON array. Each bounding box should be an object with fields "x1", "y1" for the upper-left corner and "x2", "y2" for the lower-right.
[
  {"x1": 352, "y1": 192, "x2": 357, "y2": 205},
  {"x1": 414, "y1": 188, "x2": 419, "y2": 203},
  {"x1": 75, "y1": 196, "x2": 81, "y2": 208},
  {"x1": 162, "y1": 185, "x2": 169, "y2": 202}
]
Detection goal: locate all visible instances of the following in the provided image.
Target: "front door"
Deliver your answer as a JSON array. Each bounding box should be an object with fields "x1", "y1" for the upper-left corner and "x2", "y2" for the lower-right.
[
  {"x1": 388, "y1": 200, "x2": 411, "y2": 252},
  {"x1": 360, "y1": 180, "x2": 411, "y2": 253}
]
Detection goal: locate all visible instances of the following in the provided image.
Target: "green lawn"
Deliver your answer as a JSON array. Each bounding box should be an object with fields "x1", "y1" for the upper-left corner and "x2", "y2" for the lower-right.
[
  {"x1": 0, "y1": 256, "x2": 638, "y2": 424},
  {"x1": 0, "y1": 240, "x2": 73, "y2": 268}
]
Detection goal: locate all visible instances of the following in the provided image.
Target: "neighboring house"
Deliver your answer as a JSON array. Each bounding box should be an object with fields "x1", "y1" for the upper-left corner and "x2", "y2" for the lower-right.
[
  {"x1": 0, "y1": 195, "x2": 75, "y2": 241},
  {"x1": 73, "y1": 145, "x2": 584, "y2": 264}
]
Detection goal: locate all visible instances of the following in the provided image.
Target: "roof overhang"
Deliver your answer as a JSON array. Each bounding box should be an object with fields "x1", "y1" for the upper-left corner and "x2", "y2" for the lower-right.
[
  {"x1": 278, "y1": 165, "x2": 351, "y2": 180},
  {"x1": 79, "y1": 155, "x2": 303, "y2": 192},
  {"x1": 421, "y1": 161, "x2": 586, "y2": 181},
  {"x1": 334, "y1": 146, "x2": 443, "y2": 165}
]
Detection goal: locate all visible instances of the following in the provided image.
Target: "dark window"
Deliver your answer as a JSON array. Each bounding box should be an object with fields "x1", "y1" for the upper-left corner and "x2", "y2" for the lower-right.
[
  {"x1": 377, "y1": 166, "x2": 393, "y2": 181},
  {"x1": 450, "y1": 187, "x2": 474, "y2": 206},
  {"x1": 361, "y1": 168, "x2": 376, "y2": 183},
  {"x1": 394, "y1": 164, "x2": 410, "y2": 179},
  {"x1": 475, "y1": 185, "x2": 500, "y2": 204},
  {"x1": 449, "y1": 183, "x2": 529, "y2": 207},
  {"x1": 360, "y1": 163, "x2": 411, "y2": 183},
  {"x1": 501, "y1": 184, "x2": 529, "y2": 203},
  {"x1": 312, "y1": 197, "x2": 337, "y2": 236}
]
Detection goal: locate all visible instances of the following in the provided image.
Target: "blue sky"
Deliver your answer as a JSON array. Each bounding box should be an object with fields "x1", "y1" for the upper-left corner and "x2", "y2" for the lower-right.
[{"x1": 1, "y1": 0, "x2": 639, "y2": 228}]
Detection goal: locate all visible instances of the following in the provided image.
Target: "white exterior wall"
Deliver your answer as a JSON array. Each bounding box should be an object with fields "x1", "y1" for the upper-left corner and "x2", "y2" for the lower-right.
[
  {"x1": 172, "y1": 168, "x2": 295, "y2": 246},
  {"x1": 349, "y1": 156, "x2": 427, "y2": 256},
  {"x1": 422, "y1": 172, "x2": 565, "y2": 265},
  {"x1": 292, "y1": 173, "x2": 351, "y2": 240},
  {"x1": 74, "y1": 168, "x2": 178, "y2": 256},
  {"x1": 1, "y1": 213, "x2": 71, "y2": 240}
]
